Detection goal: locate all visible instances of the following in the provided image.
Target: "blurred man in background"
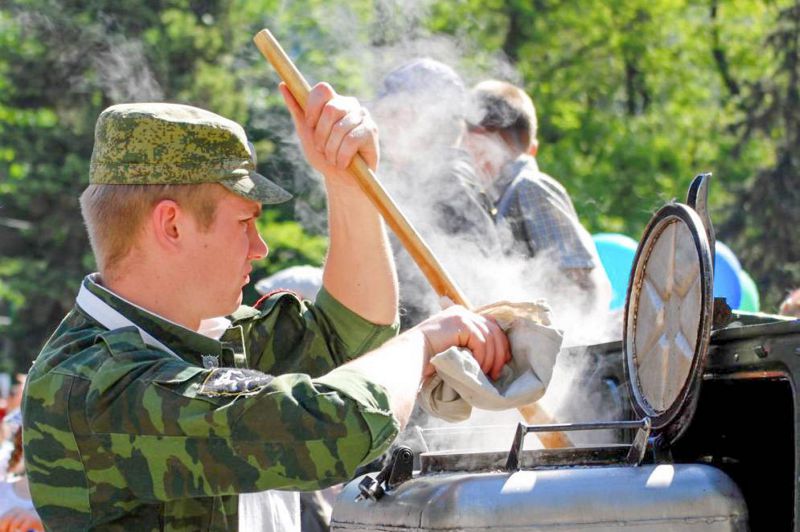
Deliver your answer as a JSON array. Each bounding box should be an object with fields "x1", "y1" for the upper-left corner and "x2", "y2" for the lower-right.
[
  {"x1": 463, "y1": 80, "x2": 610, "y2": 316},
  {"x1": 370, "y1": 58, "x2": 501, "y2": 328},
  {"x1": 779, "y1": 288, "x2": 800, "y2": 317}
]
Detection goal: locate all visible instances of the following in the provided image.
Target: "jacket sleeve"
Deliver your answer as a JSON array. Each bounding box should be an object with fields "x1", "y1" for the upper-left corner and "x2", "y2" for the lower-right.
[
  {"x1": 81, "y1": 329, "x2": 399, "y2": 501},
  {"x1": 237, "y1": 286, "x2": 399, "y2": 378}
]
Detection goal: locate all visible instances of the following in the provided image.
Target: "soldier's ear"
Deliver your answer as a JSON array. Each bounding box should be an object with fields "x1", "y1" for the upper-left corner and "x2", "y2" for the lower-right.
[
  {"x1": 528, "y1": 140, "x2": 539, "y2": 157},
  {"x1": 151, "y1": 199, "x2": 182, "y2": 248}
]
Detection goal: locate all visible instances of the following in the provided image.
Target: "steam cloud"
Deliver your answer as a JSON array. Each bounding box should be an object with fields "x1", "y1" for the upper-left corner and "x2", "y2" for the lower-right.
[
  {"x1": 260, "y1": 1, "x2": 626, "y2": 453},
  {"x1": 11, "y1": 8, "x2": 164, "y2": 104},
  {"x1": 92, "y1": 35, "x2": 164, "y2": 103}
]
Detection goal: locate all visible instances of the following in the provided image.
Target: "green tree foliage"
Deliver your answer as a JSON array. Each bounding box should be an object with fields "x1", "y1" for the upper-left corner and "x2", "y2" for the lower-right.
[
  {"x1": 722, "y1": 2, "x2": 800, "y2": 309},
  {"x1": 426, "y1": 0, "x2": 793, "y2": 308},
  {"x1": 0, "y1": 3, "x2": 100, "y2": 372},
  {"x1": 0, "y1": 0, "x2": 331, "y2": 371},
  {"x1": 1, "y1": 0, "x2": 797, "y2": 372}
]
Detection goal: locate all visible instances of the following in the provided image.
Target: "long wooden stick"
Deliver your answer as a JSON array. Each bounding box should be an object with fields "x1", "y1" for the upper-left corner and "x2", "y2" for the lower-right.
[
  {"x1": 253, "y1": 29, "x2": 570, "y2": 448},
  {"x1": 253, "y1": 29, "x2": 471, "y2": 308},
  {"x1": 518, "y1": 404, "x2": 572, "y2": 448}
]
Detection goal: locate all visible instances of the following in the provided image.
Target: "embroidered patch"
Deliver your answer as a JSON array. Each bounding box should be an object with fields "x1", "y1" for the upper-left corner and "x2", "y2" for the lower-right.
[
  {"x1": 199, "y1": 368, "x2": 274, "y2": 397},
  {"x1": 201, "y1": 354, "x2": 219, "y2": 369}
]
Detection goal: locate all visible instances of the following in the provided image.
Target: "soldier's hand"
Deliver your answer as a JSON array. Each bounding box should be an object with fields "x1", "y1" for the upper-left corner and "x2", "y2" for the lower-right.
[
  {"x1": 414, "y1": 306, "x2": 511, "y2": 380},
  {"x1": 280, "y1": 82, "x2": 379, "y2": 182}
]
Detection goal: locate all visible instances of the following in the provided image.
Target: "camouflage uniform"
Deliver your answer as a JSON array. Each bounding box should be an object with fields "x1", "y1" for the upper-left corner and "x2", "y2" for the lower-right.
[
  {"x1": 22, "y1": 103, "x2": 401, "y2": 530},
  {"x1": 23, "y1": 275, "x2": 399, "y2": 530}
]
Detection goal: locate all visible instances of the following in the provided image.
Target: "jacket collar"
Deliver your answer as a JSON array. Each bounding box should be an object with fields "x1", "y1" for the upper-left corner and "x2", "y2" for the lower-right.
[
  {"x1": 489, "y1": 154, "x2": 539, "y2": 204},
  {"x1": 76, "y1": 274, "x2": 239, "y2": 368}
]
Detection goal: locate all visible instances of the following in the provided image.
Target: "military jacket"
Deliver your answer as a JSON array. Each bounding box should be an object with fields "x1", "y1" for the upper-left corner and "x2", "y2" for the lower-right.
[{"x1": 23, "y1": 275, "x2": 400, "y2": 531}]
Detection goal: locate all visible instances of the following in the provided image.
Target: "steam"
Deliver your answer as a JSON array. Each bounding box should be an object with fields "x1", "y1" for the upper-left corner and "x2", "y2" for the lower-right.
[
  {"x1": 414, "y1": 343, "x2": 625, "y2": 454},
  {"x1": 303, "y1": 6, "x2": 627, "y2": 455},
  {"x1": 11, "y1": 9, "x2": 164, "y2": 103},
  {"x1": 91, "y1": 35, "x2": 163, "y2": 102}
]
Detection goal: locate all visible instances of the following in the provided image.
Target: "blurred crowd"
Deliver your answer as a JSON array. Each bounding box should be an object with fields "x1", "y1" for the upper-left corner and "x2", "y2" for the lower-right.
[
  {"x1": 0, "y1": 373, "x2": 43, "y2": 532},
  {"x1": 780, "y1": 289, "x2": 800, "y2": 318}
]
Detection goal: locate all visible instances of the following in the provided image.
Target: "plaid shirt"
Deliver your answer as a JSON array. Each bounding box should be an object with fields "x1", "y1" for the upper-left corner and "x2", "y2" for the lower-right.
[{"x1": 490, "y1": 155, "x2": 598, "y2": 271}]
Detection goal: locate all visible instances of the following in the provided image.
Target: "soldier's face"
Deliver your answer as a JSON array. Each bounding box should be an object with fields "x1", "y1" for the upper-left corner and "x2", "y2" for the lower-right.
[{"x1": 184, "y1": 189, "x2": 268, "y2": 318}]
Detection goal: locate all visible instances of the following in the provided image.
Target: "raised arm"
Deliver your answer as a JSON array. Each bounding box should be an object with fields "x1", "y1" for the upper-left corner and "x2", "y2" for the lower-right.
[
  {"x1": 43, "y1": 306, "x2": 509, "y2": 500},
  {"x1": 280, "y1": 83, "x2": 398, "y2": 326}
]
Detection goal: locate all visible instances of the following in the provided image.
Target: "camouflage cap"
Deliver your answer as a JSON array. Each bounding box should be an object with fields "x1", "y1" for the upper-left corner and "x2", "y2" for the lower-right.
[{"x1": 89, "y1": 103, "x2": 292, "y2": 204}]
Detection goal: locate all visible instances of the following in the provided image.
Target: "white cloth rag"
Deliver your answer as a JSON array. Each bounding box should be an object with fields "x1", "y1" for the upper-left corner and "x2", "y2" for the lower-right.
[{"x1": 419, "y1": 301, "x2": 564, "y2": 422}]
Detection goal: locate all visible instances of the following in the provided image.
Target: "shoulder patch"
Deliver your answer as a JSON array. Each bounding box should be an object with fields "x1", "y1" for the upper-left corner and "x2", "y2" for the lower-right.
[{"x1": 198, "y1": 368, "x2": 274, "y2": 397}]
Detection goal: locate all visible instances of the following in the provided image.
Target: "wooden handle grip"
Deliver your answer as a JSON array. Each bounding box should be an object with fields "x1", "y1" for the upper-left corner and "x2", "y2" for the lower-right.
[{"x1": 253, "y1": 29, "x2": 472, "y2": 308}]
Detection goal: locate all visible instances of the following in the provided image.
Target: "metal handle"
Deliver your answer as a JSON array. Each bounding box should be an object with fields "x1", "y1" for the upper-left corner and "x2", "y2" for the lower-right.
[
  {"x1": 355, "y1": 446, "x2": 414, "y2": 502},
  {"x1": 505, "y1": 418, "x2": 652, "y2": 471}
]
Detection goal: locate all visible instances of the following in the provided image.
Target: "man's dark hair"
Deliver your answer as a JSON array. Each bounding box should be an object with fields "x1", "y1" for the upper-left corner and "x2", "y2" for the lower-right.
[{"x1": 467, "y1": 80, "x2": 537, "y2": 154}]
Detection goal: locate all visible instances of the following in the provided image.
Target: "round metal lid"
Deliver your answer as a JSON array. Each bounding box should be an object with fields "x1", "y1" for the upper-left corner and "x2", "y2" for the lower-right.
[{"x1": 623, "y1": 203, "x2": 714, "y2": 444}]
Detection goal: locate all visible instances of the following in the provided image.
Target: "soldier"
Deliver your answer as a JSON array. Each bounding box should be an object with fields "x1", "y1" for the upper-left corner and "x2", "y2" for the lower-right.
[{"x1": 22, "y1": 83, "x2": 510, "y2": 530}]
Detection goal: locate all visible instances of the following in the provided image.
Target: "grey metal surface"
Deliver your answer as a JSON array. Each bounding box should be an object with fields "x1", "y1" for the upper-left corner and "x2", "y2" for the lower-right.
[
  {"x1": 702, "y1": 314, "x2": 800, "y2": 531},
  {"x1": 712, "y1": 314, "x2": 800, "y2": 342},
  {"x1": 504, "y1": 419, "x2": 651, "y2": 471},
  {"x1": 686, "y1": 172, "x2": 716, "y2": 259},
  {"x1": 332, "y1": 464, "x2": 748, "y2": 531},
  {"x1": 421, "y1": 445, "x2": 632, "y2": 473}
]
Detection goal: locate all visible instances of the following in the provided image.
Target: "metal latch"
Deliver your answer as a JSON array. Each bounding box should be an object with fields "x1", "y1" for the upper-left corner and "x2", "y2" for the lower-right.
[
  {"x1": 355, "y1": 446, "x2": 414, "y2": 501},
  {"x1": 505, "y1": 418, "x2": 652, "y2": 471}
]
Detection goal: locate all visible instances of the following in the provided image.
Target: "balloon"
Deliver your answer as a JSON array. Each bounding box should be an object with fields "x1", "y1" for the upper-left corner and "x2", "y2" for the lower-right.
[
  {"x1": 593, "y1": 235, "x2": 747, "y2": 311},
  {"x1": 713, "y1": 241, "x2": 742, "y2": 309},
  {"x1": 593, "y1": 233, "x2": 638, "y2": 310},
  {"x1": 738, "y1": 269, "x2": 760, "y2": 312}
]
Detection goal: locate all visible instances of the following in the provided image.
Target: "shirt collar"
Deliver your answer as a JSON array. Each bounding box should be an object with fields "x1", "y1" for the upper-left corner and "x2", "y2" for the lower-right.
[
  {"x1": 76, "y1": 273, "x2": 232, "y2": 366},
  {"x1": 489, "y1": 154, "x2": 539, "y2": 203}
]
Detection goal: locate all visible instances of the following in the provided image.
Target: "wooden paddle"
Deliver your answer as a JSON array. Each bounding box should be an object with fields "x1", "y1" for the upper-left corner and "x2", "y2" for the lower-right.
[
  {"x1": 253, "y1": 29, "x2": 470, "y2": 309},
  {"x1": 253, "y1": 29, "x2": 571, "y2": 448}
]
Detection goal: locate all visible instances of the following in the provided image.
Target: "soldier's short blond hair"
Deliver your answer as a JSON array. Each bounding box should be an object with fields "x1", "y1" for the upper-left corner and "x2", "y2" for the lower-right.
[
  {"x1": 468, "y1": 80, "x2": 537, "y2": 154},
  {"x1": 79, "y1": 183, "x2": 222, "y2": 272}
]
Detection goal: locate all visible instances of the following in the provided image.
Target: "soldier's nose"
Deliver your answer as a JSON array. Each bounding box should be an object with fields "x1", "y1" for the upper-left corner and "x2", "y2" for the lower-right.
[{"x1": 249, "y1": 229, "x2": 268, "y2": 260}]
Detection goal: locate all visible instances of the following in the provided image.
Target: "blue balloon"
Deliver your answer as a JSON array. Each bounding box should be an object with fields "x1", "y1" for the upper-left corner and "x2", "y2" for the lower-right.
[
  {"x1": 713, "y1": 241, "x2": 742, "y2": 309},
  {"x1": 593, "y1": 233, "x2": 638, "y2": 310}
]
